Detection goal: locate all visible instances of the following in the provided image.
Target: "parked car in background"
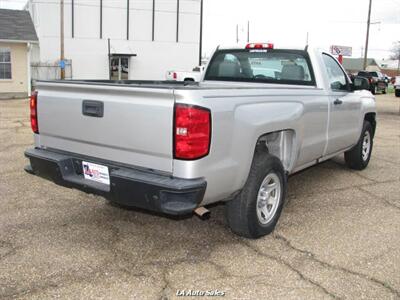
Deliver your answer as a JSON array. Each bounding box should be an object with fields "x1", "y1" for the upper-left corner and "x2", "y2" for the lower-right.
[
  {"x1": 395, "y1": 76, "x2": 400, "y2": 97},
  {"x1": 25, "y1": 44, "x2": 376, "y2": 238},
  {"x1": 383, "y1": 74, "x2": 390, "y2": 84},
  {"x1": 357, "y1": 71, "x2": 388, "y2": 95},
  {"x1": 166, "y1": 66, "x2": 205, "y2": 82}
]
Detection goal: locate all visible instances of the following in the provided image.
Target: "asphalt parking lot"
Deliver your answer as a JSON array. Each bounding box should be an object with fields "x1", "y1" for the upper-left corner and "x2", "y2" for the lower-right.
[{"x1": 0, "y1": 94, "x2": 399, "y2": 299}]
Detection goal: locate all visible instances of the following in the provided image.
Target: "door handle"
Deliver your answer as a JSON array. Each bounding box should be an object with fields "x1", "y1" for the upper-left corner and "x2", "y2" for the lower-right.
[
  {"x1": 334, "y1": 99, "x2": 343, "y2": 105},
  {"x1": 82, "y1": 100, "x2": 104, "y2": 117}
]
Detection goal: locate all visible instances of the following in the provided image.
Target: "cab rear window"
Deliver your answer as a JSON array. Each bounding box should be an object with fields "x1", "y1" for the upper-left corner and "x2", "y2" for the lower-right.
[
  {"x1": 204, "y1": 49, "x2": 315, "y2": 86},
  {"x1": 358, "y1": 71, "x2": 369, "y2": 77}
]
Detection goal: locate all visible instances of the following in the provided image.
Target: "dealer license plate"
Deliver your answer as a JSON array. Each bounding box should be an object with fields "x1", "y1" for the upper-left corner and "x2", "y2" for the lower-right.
[{"x1": 82, "y1": 161, "x2": 110, "y2": 185}]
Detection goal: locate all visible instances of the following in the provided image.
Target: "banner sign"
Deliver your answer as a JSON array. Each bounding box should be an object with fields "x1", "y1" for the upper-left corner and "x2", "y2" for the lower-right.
[{"x1": 330, "y1": 45, "x2": 352, "y2": 57}]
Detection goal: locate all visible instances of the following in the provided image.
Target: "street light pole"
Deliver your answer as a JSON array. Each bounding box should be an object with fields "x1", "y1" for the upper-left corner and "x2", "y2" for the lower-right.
[{"x1": 363, "y1": 0, "x2": 372, "y2": 70}]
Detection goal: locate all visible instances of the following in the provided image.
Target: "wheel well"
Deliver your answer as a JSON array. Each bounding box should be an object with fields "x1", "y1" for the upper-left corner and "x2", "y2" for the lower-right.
[
  {"x1": 364, "y1": 113, "x2": 376, "y2": 137},
  {"x1": 184, "y1": 78, "x2": 195, "y2": 82},
  {"x1": 256, "y1": 130, "x2": 296, "y2": 171}
]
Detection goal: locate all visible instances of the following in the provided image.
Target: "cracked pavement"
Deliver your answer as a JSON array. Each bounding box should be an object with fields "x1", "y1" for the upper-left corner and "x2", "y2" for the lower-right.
[{"x1": 0, "y1": 94, "x2": 399, "y2": 299}]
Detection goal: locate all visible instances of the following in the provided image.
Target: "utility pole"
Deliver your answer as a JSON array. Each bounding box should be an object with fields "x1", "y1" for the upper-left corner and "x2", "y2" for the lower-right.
[
  {"x1": 363, "y1": 0, "x2": 372, "y2": 70},
  {"x1": 198, "y1": 0, "x2": 203, "y2": 66},
  {"x1": 60, "y1": 0, "x2": 65, "y2": 79}
]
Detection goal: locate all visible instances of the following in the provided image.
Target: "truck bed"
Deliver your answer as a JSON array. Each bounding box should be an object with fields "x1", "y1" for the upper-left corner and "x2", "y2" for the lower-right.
[
  {"x1": 38, "y1": 80, "x2": 201, "y2": 90},
  {"x1": 38, "y1": 79, "x2": 319, "y2": 91}
]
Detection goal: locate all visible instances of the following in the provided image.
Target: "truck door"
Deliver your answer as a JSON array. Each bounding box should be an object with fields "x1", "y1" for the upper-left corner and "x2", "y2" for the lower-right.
[{"x1": 322, "y1": 53, "x2": 361, "y2": 155}]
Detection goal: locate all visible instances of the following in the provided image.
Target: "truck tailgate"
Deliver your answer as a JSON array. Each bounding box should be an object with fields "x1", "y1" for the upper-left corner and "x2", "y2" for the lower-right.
[{"x1": 35, "y1": 82, "x2": 174, "y2": 173}]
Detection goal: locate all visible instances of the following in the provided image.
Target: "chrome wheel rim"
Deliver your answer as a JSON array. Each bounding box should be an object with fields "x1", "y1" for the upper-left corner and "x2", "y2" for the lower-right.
[
  {"x1": 256, "y1": 173, "x2": 281, "y2": 225},
  {"x1": 362, "y1": 131, "x2": 371, "y2": 161}
]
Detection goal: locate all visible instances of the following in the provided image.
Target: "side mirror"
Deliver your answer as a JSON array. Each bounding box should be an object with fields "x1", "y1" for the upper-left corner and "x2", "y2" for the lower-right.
[{"x1": 353, "y1": 76, "x2": 370, "y2": 91}]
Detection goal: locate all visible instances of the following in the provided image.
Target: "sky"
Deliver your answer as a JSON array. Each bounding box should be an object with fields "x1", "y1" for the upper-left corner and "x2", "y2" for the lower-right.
[
  {"x1": 1, "y1": 0, "x2": 399, "y2": 60},
  {"x1": 202, "y1": 0, "x2": 400, "y2": 60}
]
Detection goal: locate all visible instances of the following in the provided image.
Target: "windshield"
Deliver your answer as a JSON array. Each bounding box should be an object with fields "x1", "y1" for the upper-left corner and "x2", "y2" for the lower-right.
[{"x1": 204, "y1": 49, "x2": 315, "y2": 85}]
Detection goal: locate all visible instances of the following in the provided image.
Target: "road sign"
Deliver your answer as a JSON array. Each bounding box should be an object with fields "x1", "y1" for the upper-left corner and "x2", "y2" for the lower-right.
[
  {"x1": 59, "y1": 60, "x2": 65, "y2": 69},
  {"x1": 330, "y1": 45, "x2": 352, "y2": 57}
]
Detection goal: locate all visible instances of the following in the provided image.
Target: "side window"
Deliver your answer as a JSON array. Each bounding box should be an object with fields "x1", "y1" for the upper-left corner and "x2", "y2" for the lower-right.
[
  {"x1": 0, "y1": 48, "x2": 12, "y2": 80},
  {"x1": 322, "y1": 54, "x2": 348, "y2": 91}
]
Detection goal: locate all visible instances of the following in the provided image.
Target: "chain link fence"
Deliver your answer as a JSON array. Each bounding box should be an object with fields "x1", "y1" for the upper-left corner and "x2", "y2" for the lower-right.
[{"x1": 31, "y1": 60, "x2": 72, "y2": 90}]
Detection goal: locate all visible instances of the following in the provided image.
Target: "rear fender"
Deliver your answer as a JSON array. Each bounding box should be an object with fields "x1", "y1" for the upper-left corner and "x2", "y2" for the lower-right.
[{"x1": 231, "y1": 101, "x2": 303, "y2": 189}]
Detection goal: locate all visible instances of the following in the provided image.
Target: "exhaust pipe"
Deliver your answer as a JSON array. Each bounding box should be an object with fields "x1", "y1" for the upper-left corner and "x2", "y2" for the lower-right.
[{"x1": 194, "y1": 207, "x2": 210, "y2": 220}]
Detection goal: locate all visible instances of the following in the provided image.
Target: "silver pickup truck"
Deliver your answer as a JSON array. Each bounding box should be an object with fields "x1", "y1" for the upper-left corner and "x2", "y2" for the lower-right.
[{"x1": 25, "y1": 43, "x2": 376, "y2": 238}]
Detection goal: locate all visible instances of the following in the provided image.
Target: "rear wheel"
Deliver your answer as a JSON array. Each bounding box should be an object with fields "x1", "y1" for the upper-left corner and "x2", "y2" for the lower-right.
[
  {"x1": 225, "y1": 152, "x2": 287, "y2": 238},
  {"x1": 372, "y1": 85, "x2": 377, "y2": 95},
  {"x1": 344, "y1": 121, "x2": 373, "y2": 170},
  {"x1": 382, "y1": 86, "x2": 387, "y2": 94},
  {"x1": 395, "y1": 89, "x2": 400, "y2": 97}
]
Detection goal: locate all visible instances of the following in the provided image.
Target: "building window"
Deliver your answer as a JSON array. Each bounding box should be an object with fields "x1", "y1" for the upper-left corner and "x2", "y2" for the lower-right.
[{"x1": 0, "y1": 48, "x2": 12, "y2": 79}]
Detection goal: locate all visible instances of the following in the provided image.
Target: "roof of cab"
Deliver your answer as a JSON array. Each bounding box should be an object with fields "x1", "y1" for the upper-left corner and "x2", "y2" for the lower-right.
[{"x1": 217, "y1": 43, "x2": 307, "y2": 51}]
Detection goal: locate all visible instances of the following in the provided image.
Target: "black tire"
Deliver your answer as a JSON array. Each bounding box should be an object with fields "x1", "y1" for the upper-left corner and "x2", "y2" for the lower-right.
[
  {"x1": 382, "y1": 86, "x2": 387, "y2": 94},
  {"x1": 225, "y1": 151, "x2": 287, "y2": 239},
  {"x1": 344, "y1": 121, "x2": 373, "y2": 170},
  {"x1": 371, "y1": 85, "x2": 377, "y2": 95},
  {"x1": 395, "y1": 89, "x2": 400, "y2": 97}
]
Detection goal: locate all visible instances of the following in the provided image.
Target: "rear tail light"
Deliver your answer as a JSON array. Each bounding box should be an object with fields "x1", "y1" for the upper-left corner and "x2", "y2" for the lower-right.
[
  {"x1": 173, "y1": 72, "x2": 177, "y2": 80},
  {"x1": 174, "y1": 104, "x2": 211, "y2": 160},
  {"x1": 30, "y1": 91, "x2": 39, "y2": 133},
  {"x1": 246, "y1": 43, "x2": 274, "y2": 49}
]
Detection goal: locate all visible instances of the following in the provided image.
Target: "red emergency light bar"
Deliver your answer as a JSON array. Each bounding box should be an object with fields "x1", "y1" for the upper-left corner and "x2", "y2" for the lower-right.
[{"x1": 246, "y1": 43, "x2": 274, "y2": 49}]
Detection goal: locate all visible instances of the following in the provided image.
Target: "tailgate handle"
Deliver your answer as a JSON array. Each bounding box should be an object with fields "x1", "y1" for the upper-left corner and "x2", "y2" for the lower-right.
[{"x1": 82, "y1": 100, "x2": 104, "y2": 118}]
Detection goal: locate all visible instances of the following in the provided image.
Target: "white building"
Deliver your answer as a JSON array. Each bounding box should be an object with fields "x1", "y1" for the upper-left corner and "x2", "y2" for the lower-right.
[{"x1": 26, "y1": 0, "x2": 201, "y2": 80}]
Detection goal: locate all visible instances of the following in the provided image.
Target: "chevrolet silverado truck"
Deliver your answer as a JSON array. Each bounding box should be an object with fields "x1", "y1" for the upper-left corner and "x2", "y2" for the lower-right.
[{"x1": 25, "y1": 43, "x2": 376, "y2": 238}]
